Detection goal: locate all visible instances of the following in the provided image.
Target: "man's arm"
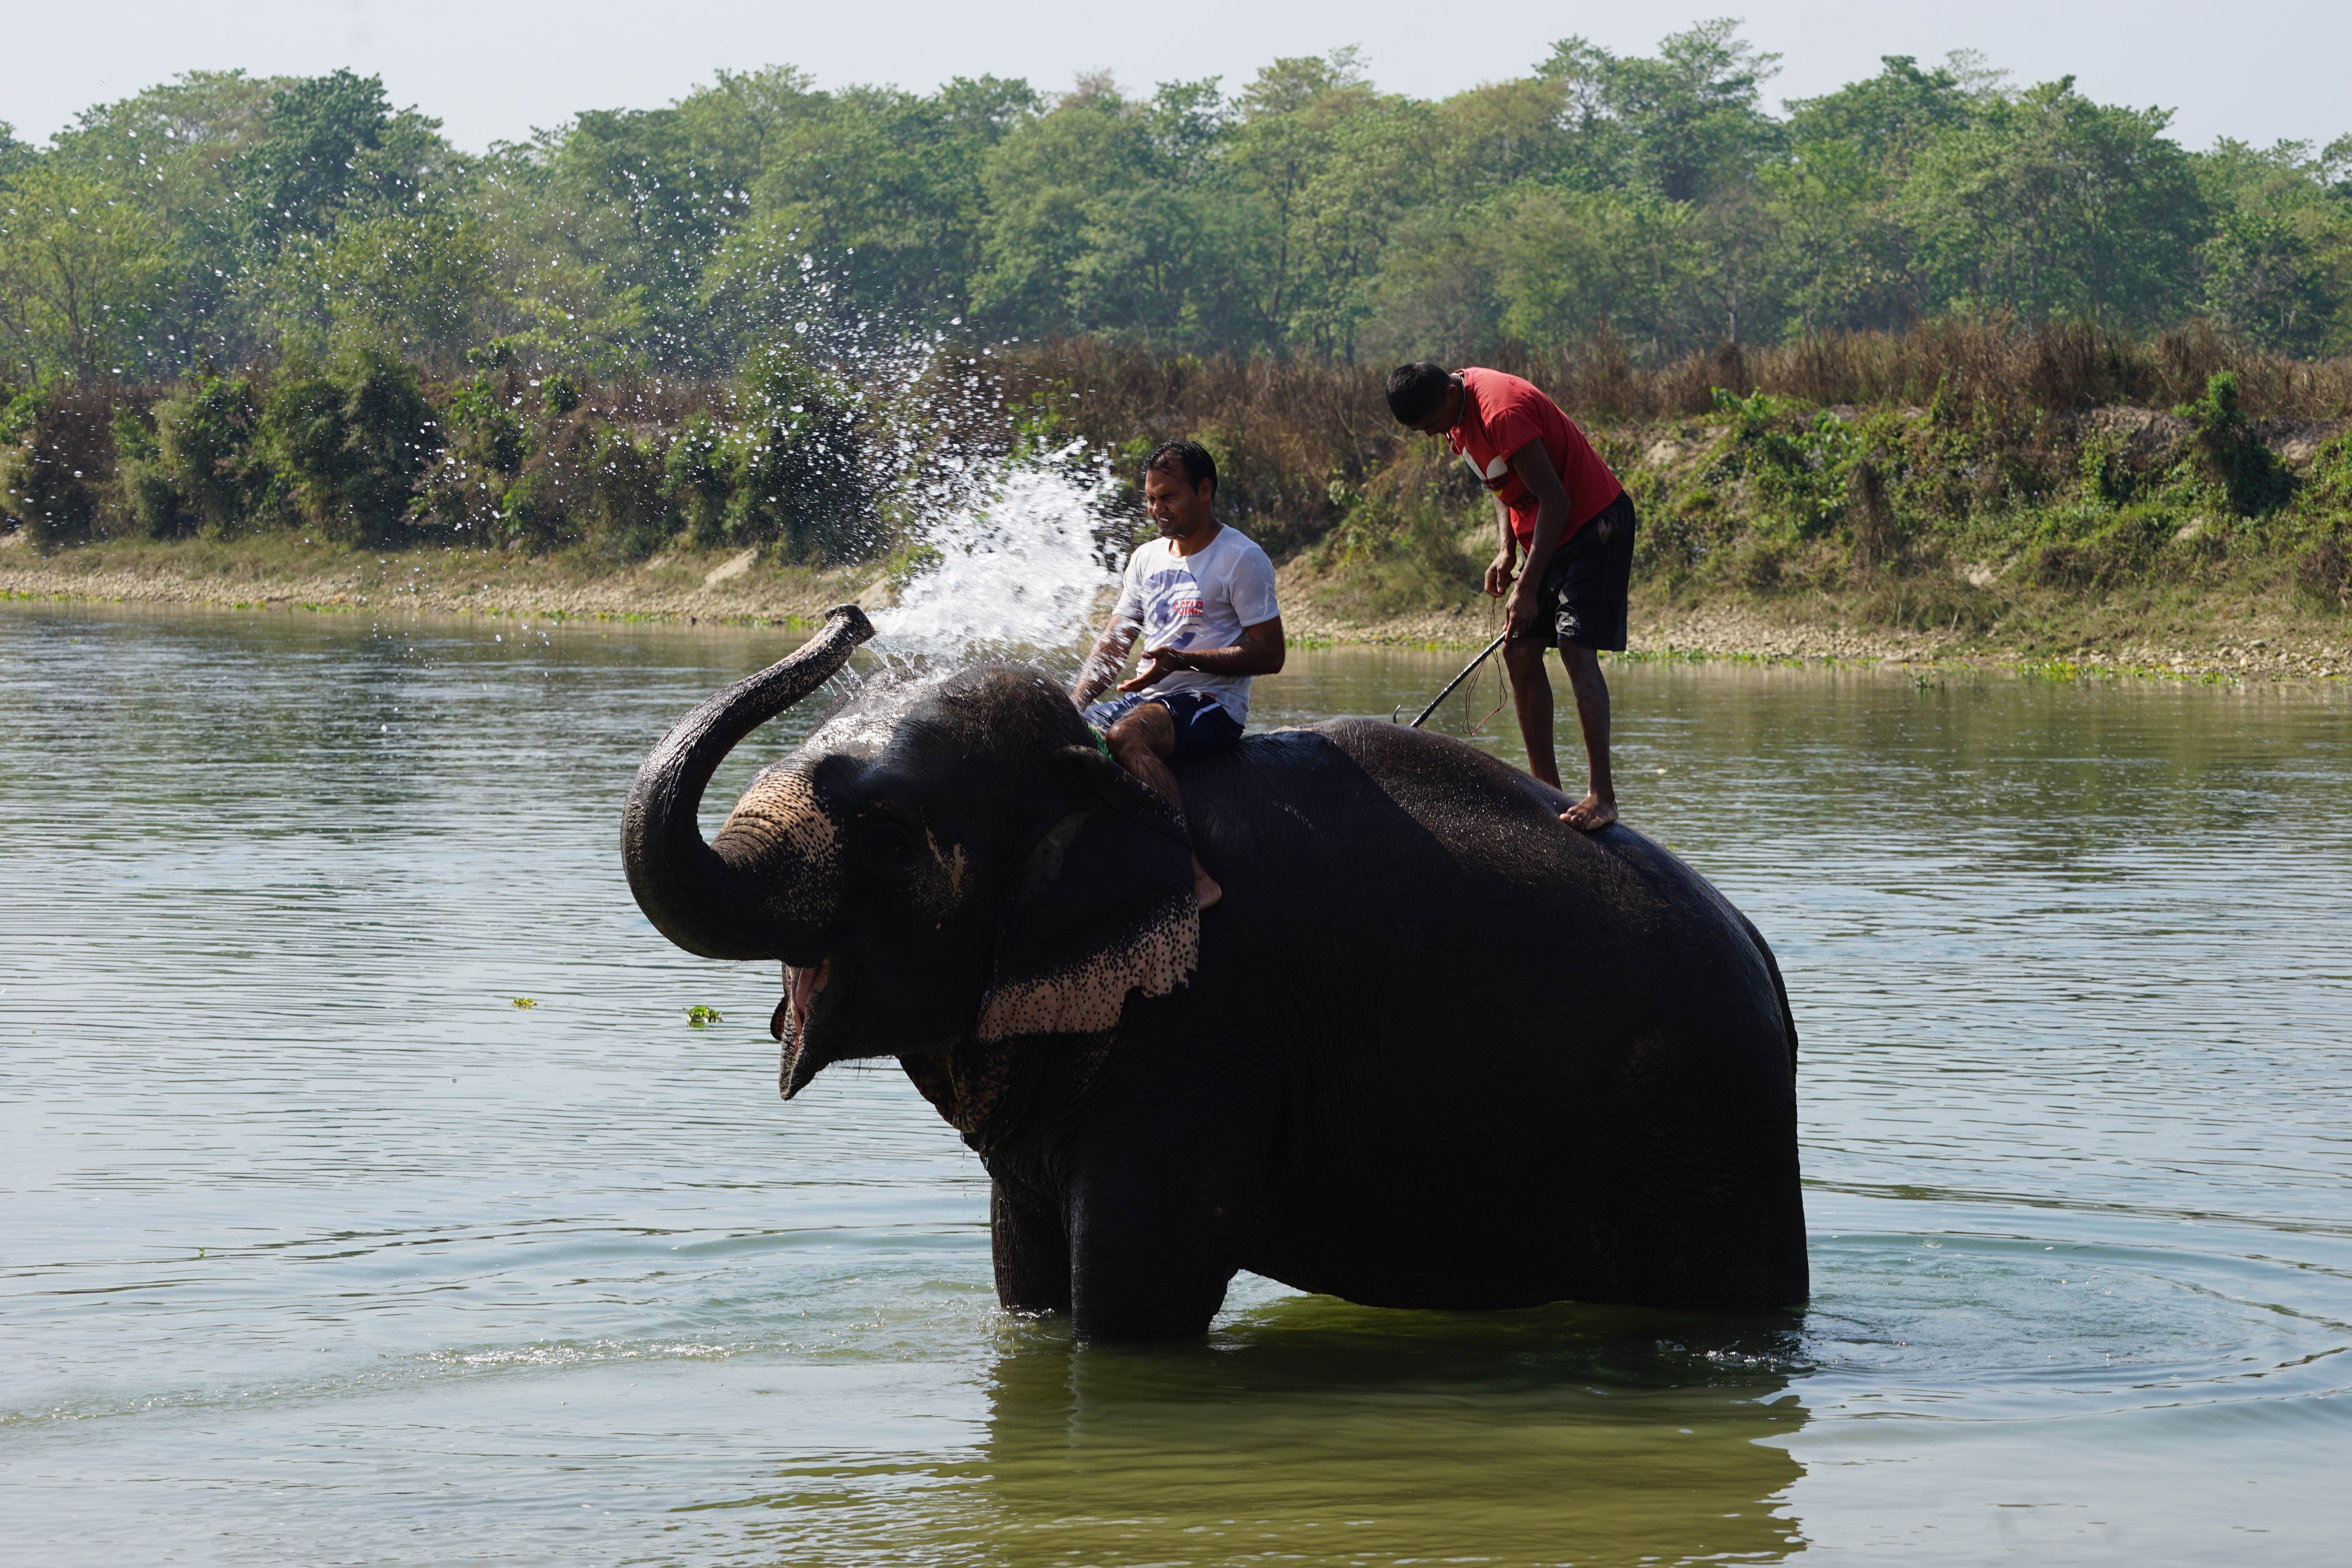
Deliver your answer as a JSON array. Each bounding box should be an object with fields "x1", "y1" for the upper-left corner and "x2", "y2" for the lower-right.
[
  {"x1": 1503, "y1": 441, "x2": 1575, "y2": 637},
  {"x1": 1484, "y1": 496, "x2": 1517, "y2": 598},
  {"x1": 1120, "y1": 618, "x2": 1286, "y2": 693},
  {"x1": 1072, "y1": 617, "x2": 1141, "y2": 707}
]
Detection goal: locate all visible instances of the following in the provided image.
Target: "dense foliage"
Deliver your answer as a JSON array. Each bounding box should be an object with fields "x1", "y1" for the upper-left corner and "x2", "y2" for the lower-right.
[
  {"x1": 3, "y1": 28, "x2": 2349, "y2": 386},
  {"x1": 5, "y1": 327, "x2": 2348, "y2": 638},
  {"x1": 3, "y1": 35, "x2": 2348, "y2": 627}
]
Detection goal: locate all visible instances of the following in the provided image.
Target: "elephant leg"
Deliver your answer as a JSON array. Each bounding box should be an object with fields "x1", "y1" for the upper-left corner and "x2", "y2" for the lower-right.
[
  {"x1": 1062, "y1": 1058, "x2": 1279, "y2": 1341},
  {"x1": 991, "y1": 1181, "x2": 1071, "y2": 1315}
]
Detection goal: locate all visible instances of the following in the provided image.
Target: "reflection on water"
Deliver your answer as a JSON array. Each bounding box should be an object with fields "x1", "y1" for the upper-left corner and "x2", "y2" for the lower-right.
[
  {"x1": 712, "y1": 1303, "x2": 1806, "y2": 1565},
  {"x1": 2, "y1": 603, "x2": 2349, "y2": 1565}
]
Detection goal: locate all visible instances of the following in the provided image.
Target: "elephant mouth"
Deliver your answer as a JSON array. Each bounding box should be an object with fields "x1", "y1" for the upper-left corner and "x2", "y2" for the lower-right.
[{"x1": 773, "y1": 955, "x2": 834, "y2": 1100}]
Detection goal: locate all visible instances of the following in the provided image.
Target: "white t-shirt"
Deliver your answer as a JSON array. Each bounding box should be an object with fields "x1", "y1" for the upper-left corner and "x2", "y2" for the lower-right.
[{"x1": 1112, "y1": 523, "x2": 1281, "y2": 723}]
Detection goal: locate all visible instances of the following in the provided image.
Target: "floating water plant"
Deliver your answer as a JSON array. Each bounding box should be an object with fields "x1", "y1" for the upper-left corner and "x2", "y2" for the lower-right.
[
  {"x1": 686, "y1": 1005, "x2": 722, "y2": 1027},
  {"x1": 511, "y1": 996, "x2": 537, "y2": 1009}
]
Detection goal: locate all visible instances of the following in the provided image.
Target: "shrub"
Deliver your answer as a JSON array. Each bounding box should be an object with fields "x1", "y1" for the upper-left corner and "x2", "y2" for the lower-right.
[
  {"x1": 540, "y1": 371, "x2": 582, "y2": 417},
  {"x1": 113, "y1": 405, "x2": 194, "y2": 539},
  {"x1": 147, "y1": 376, "x2": 281, "y2": 534},
  {"x1": 661, "y1": 412, "x2": 734, "y2": 545},
  {"x1": 410, "y1": 368, "x2": 530, "y2": 535},
  {"x1": 1314, "y1": 446, "x2": 1484, "y2": 622},
  {"x1": 581, "y1": 426, "x2": 674, "y2": 558},
  {"x1": 2174, "y1": 371, "x2": 2292, "y2": 517},
  {"x1": 0, "y1": 387, "x2": 112, "y2": 546},
  {"x1": 1846, "y1": 457, "x2": 1896, "y2": 569},
  {"x1": 2021, "y1": 517, "x2": 2161, "y2": 590},
  {"x1": 265, "y1": 350, "x2": 440, "y2": 543},
  {"x1": 1705, "y1": 387, "x2": 1859, "y2": 536},
  {"x1": 720, "y1": 346, "x2": 870, "y2": 560}
]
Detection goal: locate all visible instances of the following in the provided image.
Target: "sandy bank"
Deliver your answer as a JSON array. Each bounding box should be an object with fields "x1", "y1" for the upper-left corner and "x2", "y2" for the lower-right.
[{"x1": 5, "y1": 530, "x2": 2347, "y2": 682}]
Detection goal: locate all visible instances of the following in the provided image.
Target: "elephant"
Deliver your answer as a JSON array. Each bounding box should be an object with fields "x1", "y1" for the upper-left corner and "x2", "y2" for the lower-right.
[{"x1": 622, "y1": 604, "x2": 1806, "y2": 1341}]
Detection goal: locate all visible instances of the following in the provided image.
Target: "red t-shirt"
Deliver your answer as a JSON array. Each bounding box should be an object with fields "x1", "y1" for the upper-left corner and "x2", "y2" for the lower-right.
[{"x1": 1448, "y1": 368, "x2": 1623, "y2": 548}]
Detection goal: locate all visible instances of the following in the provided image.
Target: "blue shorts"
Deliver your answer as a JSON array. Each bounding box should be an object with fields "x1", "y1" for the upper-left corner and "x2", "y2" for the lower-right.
[{"x1": 1084, "y1": 690, "x2": 1244, "y2": 759}]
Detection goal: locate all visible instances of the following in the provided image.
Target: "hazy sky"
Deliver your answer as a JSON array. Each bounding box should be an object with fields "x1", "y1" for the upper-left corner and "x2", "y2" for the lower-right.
[{"x1": 4, "y1": 0, "x2": 2347, "y2": 155}]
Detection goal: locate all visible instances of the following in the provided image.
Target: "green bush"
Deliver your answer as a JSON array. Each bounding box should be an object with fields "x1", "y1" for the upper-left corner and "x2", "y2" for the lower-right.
[
  {"x1": 146, "y1": 377, "x2": 281, "y2": 535},
  {"x1": 113, "y1": 405, "x2": 193, "y2": 539},
  {"x1": 264, "y1": 350, "x2": 440, "y2": 543},
  {"x1": 1705, "y1": 387, "x2": 1859, "y2": 537},
  {"x1": 410, "y1": 368, "x2": 529, "y2": 535},
  {"x1": 661, "y1": 412, "x2": 734, "y2": 545},
  {"x1": 2294, "y1": 536, "x2": 2349, "y2": 610},
  {"x1": 0, "y1": 388, "x2": 108, "y2": 546},
  {"x1": 719, "y1": 346, "x2": 870, "y2": 559},
  {"x1": 2021, "y1": 516, "x2": 2163, "y2": 590},
  {"x1": 1314, "y1": 446, "x2": 1484, "y2": 621},
  {"x1": 2174, "y1": 371, "x2": 2292, "y2": 517},
  {"x1": 539, "y1": 371, "x2": 582, "y2": 417},
  {"x1": 581, "y1": 425, "x2": 674, "y2": 558}
]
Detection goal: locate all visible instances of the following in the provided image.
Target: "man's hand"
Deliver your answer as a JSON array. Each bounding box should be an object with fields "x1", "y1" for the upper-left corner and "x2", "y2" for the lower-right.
[
  {"x1": 1504, "y1": 578, "x2": 1542, "y2": 638},
  {"x1": 1118, "y1": 645, "x2": 1189, "y2": 693},
  {"x1": 1484, "y1": 549, "x2": 1517, "y2": 599},
  {"x1": 1072, "y1": 619, "x2": 1142, "y2": 707}
]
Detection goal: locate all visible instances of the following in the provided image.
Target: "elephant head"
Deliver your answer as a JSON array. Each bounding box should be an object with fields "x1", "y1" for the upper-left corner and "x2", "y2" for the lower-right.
[{"x1": 621, "y1": 604, "x2": 1199, "y2": 1105}]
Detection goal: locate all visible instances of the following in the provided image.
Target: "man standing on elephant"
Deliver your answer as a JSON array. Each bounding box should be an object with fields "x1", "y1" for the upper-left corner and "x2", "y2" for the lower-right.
[
  {"x1": 1073, "y1": 440, "x2": 1285, "y2": 910},
  {"x1": 1384, "y1": 362, "x2": 1635, "y2": 830}
]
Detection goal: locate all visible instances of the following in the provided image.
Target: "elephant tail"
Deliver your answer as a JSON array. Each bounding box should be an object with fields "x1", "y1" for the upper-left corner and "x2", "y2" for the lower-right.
[{"x1": 1737, "y1": 912, "x2": 1799, "y2": 1079}]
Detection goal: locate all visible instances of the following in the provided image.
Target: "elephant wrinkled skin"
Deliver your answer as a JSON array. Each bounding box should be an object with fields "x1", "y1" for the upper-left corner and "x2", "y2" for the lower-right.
[{"x1": 621, "y1": 606, "x2": 1807, "y2": 1340}]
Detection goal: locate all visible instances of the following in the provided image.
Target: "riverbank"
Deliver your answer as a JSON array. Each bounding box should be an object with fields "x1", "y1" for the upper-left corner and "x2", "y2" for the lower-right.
[{"x1": 7, "y1": 529, "x2": 2346, "y2": 680}]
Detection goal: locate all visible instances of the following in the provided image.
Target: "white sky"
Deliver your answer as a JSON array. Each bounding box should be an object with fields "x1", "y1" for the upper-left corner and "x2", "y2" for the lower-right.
[{"x1": 4, "y1": 0, "x2": 2347, "y2": 156}]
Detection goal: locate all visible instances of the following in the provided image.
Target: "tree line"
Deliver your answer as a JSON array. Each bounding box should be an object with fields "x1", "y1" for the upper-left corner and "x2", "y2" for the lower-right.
[{"x1": 4, "y1": 22, "x2": 2350, "y2": 387}]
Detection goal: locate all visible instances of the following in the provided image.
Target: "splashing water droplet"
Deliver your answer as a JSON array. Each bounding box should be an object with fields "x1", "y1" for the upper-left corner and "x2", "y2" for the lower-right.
[{"x1": 867, "y1": 442, "x2": 1120, "y2": 679}]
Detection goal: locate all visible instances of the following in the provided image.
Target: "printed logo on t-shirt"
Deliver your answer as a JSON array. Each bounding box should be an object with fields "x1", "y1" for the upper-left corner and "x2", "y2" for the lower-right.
[
  {"x1": 1463, "y1": 452, "x2": 1510, "y2": 490},
  {"x1": 1137, "y1": 568, "x2": 1208, "y2": 647}
]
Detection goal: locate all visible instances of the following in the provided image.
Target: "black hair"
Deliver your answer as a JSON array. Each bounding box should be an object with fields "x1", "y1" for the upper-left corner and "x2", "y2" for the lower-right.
[
  {"x1": 1142, "y1": 438, "x2": 1217, "y2": 495},
  {"x1": 1385, "y1": 361, "x2": 1454, "y2": 424}
]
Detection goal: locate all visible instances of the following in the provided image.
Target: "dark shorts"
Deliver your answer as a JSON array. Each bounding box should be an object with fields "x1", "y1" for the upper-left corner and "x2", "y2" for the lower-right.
[
  {"x1": 1084, "y1": 689, "x2": 1244, "y2": 759},
  {"x1": 1510, "y1": 490, "x2": 1637, "y2": 652}
]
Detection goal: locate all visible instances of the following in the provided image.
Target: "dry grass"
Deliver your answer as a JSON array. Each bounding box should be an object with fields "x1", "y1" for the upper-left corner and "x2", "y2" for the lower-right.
[{"x1": 1492, "y1": 320, "x2": 2352, "y2": 421}]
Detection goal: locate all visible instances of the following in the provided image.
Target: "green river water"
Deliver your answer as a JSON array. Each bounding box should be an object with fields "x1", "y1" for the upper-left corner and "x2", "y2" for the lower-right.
[{"x1": 3, "y1": 603, "x2": 2348, "y2": 1564}]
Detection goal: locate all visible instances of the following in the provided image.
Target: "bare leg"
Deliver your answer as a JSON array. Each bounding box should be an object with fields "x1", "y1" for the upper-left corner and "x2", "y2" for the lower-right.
[
  {"x1": 1556, "y1": 643, "x2": 1618, "y2": 829},
  {"x1": 1503, "y1": 637, "x2": 1561, "y2": 791},
  {"x1": 1106, "y1": 704, "x2": 1222, "y2": 909}
]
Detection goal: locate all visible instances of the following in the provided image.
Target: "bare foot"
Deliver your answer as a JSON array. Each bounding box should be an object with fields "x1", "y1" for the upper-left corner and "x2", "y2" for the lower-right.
[
  {"x1": 1192, "y1": 854, "x2": 1223, "y2": 910},
  {"x1": 1561, "y1": 792, "x2": 1618, "y2": 831}
]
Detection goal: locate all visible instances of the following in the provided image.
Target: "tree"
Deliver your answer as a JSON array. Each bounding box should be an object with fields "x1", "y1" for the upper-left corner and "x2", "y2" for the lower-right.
[
  {"x1": 263, "y1": 209, "x2": 497, "y2": 363},
  {"x1": 238, "y1": 70, "x2": 448, "y2": 252},
  {"x1": 1063, "y1": 82, "x2": 1259, "y2": 349},
  {"x1": 1771, "y1": 56, "x2": 1979, "y2": 334},
  {"x1": 1224, "y1": 50, "x2": 1442, "y2": 358},
  {"x1": 2196, "y1": 137, "x2": 2352, "y2": 355},
  {"x1": 1901, "y1": 78, "x2": 2205, "y2": 327},
  {"x1": 47, "y1": 71, "x2": 290, "y2": 367},
  {"x1": 970, "y1": 77, "x2": 1145, "y2": 336},
  {"x1": 755, "y1": 80, "x2": 1025, "y2": 338},
  {"x1": 1536, "y1": 21, "x2": 1784, "y2": 202},
  {"x1": 540, "y1": 105, "x2": 742, "y2": 366},
  {"x1": 0, "y1": 165, "x2": 171, "y2": 381},
  {"x1": 1480, "y1": 185, "x2": 1693, "y2": 356}
]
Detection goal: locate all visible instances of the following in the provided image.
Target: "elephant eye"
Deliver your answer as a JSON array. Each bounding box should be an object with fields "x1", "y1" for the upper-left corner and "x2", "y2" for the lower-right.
[{"x1": 862, "y1": 817, "x2": 925, "y2": 880}]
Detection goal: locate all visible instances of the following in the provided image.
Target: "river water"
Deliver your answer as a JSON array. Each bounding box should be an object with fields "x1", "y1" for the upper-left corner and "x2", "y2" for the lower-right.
[{"x1": 3, "y1": 603, "x2": 2348, "y2": 1566}]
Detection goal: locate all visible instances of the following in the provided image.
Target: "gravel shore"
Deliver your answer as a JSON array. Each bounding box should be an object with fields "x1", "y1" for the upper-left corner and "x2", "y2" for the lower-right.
[{"x1": 6, "y1": 532, "x2": 2347, "y2": 682}]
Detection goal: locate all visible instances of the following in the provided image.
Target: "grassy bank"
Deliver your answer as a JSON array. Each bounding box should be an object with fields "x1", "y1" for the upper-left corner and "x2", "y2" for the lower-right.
[
  {"x1": 6, "y1": 499, "x2": 2345, "y2": 682},
  {"x1": 5, "y1": 327, "x2": 2350, "y2": 678}
]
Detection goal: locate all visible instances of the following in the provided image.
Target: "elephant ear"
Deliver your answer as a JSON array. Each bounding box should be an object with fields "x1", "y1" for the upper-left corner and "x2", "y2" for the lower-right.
[{"x1": 977, "y1": 744, "x2": 1200, "y2": 1042}]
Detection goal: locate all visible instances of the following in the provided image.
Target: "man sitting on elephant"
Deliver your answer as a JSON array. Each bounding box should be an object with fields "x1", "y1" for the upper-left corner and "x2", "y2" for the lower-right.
[{"x1": 1072, "y1": 440, "x2": 1285, "y2": 910}]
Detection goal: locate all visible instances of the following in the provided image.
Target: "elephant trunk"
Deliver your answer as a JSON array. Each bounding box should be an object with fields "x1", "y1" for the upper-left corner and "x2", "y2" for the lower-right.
[{"x1": 621, "y1": 603, "x2": 875, "y2": 962}]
